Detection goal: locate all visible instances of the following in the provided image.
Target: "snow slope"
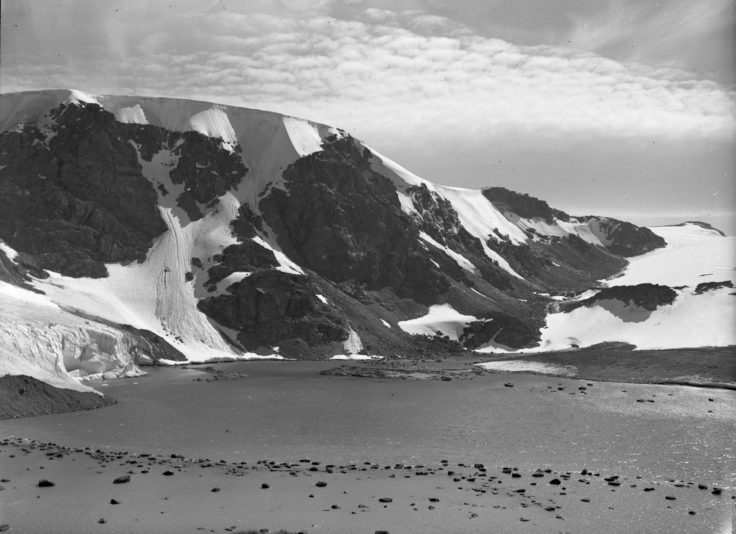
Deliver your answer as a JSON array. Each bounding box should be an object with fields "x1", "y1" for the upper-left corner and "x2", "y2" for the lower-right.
[
  {"x1": 0, "y1": 281, "x2": 143, "y2": 393},
  {"x1": 607, "y1": 223, "x2": 735, "y2": 287},
  {"x1": 532, "y1": 224, "x2": 736, "y2": 350},
  {"x1": 398, "y1": 304, "x2": 477, "y2": 341}
]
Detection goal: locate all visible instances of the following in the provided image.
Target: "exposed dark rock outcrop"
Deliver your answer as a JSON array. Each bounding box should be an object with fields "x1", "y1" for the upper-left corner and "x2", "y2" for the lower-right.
[
  {"x1": 198, "y1": 271, "x2": 347, "y2": 358},
  {"x1": 694, "y1": 280, "x2": 733, "y2": 294},
  {"x1": 204, "y1": 240, "x2": 278, "y2": 292},
  {"x1": 0, "y1": 101, "x2": 245, "y2": 277},
  {"x1": 0, "y1": 375, "x2": 115, "y2": 419},
  {"x1": 0, "y1": 248, "x2": 46, "y2": 293},
  {"x1": 562, "y1": 284, "x2": 677, "y2": 313},
  {"x1": 580, "y1": 217, "x2": 666, "y2": 257},
  {"x1": 460, "y1": 311, "x2": 540, "y2": 350},
  {"x1": 483, "y1": 187, "x2": 568, "y2": 223},
  {"x1": 258, "y1": 137, "x2": 453, "y2": 305},
  {"x1": 486, "y1": 235, "x2": 627, "y2": 292},
  {"x1": 117, "y1": 326, "x2": 188, "y2": 363},
  {"x1": 0, "y1": 103, "x2": 167, "y2": 277}
]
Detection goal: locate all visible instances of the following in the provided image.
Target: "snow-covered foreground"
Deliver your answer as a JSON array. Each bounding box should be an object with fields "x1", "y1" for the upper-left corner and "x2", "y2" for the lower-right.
[{"x1": 534, "y1": 223, "x2": 736, "y2": 351}]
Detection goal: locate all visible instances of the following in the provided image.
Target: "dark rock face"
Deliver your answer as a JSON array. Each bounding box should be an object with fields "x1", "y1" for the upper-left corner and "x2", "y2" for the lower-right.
[
  {"x1": 486, "y1": 235, "x2": 627, "y2": 292},
  {"x1": 117, "y1": 326, "x2": 187, "y2": 362},
  {"x1": 483, "y1": 187, "x2": 568, "y2": 223},
  {"x1": 0, "y1": 101, "x2": 245, "y2": 277},
  {"x1": 563, "y1": 284, "x2": 678, "y2": 313},
  {"x1": 204, "y1": 240, "x2": 278, "y2": 292},
  {"x1": 408, "y1": 184, "x2": 515, "y2": 291},
  {"x1": 258, "y1": 137, "x2": 452, "y2": 305},
  {"x1": 694, "y1": 280, "x2": 733, "y2": 294},
  {"x1": 581, "y1": 217, "x2": 666, "y2": 257},
  {"x1": 460, "y1": 312, "x2": 539, "y2": 349},
  {"x1": 0, "y1": 375, "x2": 115, "y2": 419},
  {"x1": 129, "y1": 124, "x2": 246, "y2": 221},
  {"x1": 198, "y1": 271, "x2": 347, "y2": 358},
  {"x1": 0, "y1": 249, "x2": 46, "y2": 293},
  {"x1": 0, "y1": 103, "x2": 167, "y2": 277}
]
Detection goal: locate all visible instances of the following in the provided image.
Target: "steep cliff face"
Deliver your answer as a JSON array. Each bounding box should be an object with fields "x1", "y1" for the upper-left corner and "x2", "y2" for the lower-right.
[
  {"x1": 3, "y1": 90, "x2": 701, "y2": 390},
  {"x1": 0, "y1": 103, "x2": 167, "y2": 277}
]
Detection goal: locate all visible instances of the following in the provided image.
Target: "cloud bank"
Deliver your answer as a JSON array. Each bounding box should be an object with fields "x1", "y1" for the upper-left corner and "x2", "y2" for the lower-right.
[
  {"x1": 1, "y1": 0, "x2": 734, "y2": 231},
  {"x1": 2, "y1": 1, "x2": 733, "y2": 142}
]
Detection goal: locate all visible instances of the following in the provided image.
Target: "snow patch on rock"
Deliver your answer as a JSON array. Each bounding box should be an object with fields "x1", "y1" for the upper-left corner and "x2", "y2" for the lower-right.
[
  {"x1": 419, "y1": 232, "x2": 475, "y2": 272},
  {"x1": 67, "y1": 89, "x2": 100, "y2": 106},
  {"x1": 343, "y1": 327, "x2": 364, "y2": 355},
  {"x1": 282, "y1": 117, "x2": 325, "y2": 156},
  {"x1": 398, "y1": 304, "x2": 477, "y2": 341},
  {"x1": 476, "y1": 360, "x2": 577, "y2": 377},
  {"x1": 189, "y1": 107, "x2": 238, "y2": 152},
  {"x1": 115, "y1": 104, "x2": 149, "y2": 125}
]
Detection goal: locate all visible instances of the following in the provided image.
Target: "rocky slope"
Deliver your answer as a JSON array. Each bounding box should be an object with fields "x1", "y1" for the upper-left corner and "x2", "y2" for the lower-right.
[{"x1": 2, "y1": 89, "x2": 728, "y2": 392}]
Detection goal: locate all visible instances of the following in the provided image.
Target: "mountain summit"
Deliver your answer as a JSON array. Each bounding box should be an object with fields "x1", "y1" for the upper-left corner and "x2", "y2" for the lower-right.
[{"x1": 0, "y1": 90, "x2": 732, "y2": 391}]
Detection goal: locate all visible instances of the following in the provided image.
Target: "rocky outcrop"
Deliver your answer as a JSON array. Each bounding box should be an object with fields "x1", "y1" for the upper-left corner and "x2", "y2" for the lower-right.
[
  {"x1": 581, "y1": 217, "x2": 666, "y2": 257},
  {"x1": 694, "y1": 280, "x2": 733, "y2": 294},
  {"x1": 0, "y1": 101, "x2": 246, "y2": 277},
  {"x1": 0, "y1": 103, "x2": 168, "y2": 277},
  {"x1": 0, "y1": 375, "x2": 115, "y2": 419},
  {"x1": 258, "y1": 137, "x2": 454, "y2": 305},
  {"x1": 486, "y1": 235, "x2": 627, "y2": 292},
  {"x1": 460, "y1": 311, "x2": 540, "y2": 349},
  {"x1": 483, "y1": 187, "x2": 568, "y2": 223},
  {"x1": 562, "y1": 284, "x2": 677, "y2": 313},
  {"x1": 198, "y1": 271, "x2": 347, "y2": 358},
  {"x1": 204, "y1": 240, "x2": 278, "y2": 292},
  {"x1": 117, "y1": 325, "x2": 187, "y2": 363}
]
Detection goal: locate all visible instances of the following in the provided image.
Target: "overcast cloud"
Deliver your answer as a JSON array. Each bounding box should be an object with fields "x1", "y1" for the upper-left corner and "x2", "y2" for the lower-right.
[{"x1": 1, "y1": 0, "x2": 734, "y2": 231}]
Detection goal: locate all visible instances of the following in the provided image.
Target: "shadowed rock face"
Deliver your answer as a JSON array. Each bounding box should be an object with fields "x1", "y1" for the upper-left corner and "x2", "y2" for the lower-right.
[
  {"x1": 487, "y1": 235, "x2": 628, "y2": 292},
  {"x1": 483, "y1": 188, "x2": 666, "y2": 258},
  {"x1": 258, "y1": 137, "x2": 454, "y2": 305},
  {"x1": 0, "y1": 102, "x2": 245, "y2": 277},
  {"x1": 460, "y1": 312, "x2": 539, "y2": 349},
  {"x1": 580, "y1": 217, "x2": 666, "y2": 257},
  {"x1": 694, "y1": 280, "x2": 733, "y2": 294},
  {"x1": 198, "y1": 271, "x2": 347, "y2": 358},
  {"x1": 483, "y1": 187, "x2": 568, "y2": 223},
  {"x1": 0, "y1": 375, "x2": 115, "y2": 419},
  {"x1": 0, "y1": 104, "x2": 166, "y2": 277}
]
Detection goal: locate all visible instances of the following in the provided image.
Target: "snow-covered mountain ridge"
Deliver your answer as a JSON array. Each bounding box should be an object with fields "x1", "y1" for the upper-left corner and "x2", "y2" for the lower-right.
[{"x1": 0, "y1": 89, "x2": 731, "y2": 392}]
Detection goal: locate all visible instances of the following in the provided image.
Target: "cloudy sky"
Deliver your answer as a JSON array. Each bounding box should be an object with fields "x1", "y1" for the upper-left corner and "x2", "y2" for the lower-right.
[{"x1": 2, "y1": 0, "x2": 734, "y2": 232}]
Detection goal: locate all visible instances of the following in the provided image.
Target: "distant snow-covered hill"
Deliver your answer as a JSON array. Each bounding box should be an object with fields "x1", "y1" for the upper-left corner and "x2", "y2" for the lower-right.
[{"x1": 0, "y1": 89, "x2": 729, "y2": 393}]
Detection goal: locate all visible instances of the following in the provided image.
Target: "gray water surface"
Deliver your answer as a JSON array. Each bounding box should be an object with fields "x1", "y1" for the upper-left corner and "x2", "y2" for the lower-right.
[{"x1": 2, "y1": 362, "x2": 734, "y2": 486}]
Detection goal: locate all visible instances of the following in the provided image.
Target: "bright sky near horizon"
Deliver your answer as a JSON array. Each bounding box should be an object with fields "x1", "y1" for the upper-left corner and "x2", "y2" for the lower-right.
[{"x1": 1, "y1": 0, "x2": 734, "y2": 232}]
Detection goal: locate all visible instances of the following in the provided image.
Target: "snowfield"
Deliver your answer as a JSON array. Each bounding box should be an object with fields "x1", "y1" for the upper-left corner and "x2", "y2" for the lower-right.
[
  {"x1": 398, "y1": 304, "x2": 477, "y2": 341},
  {"x1": 533, "y1": 223, "x2": 736, "y2": 351}
]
